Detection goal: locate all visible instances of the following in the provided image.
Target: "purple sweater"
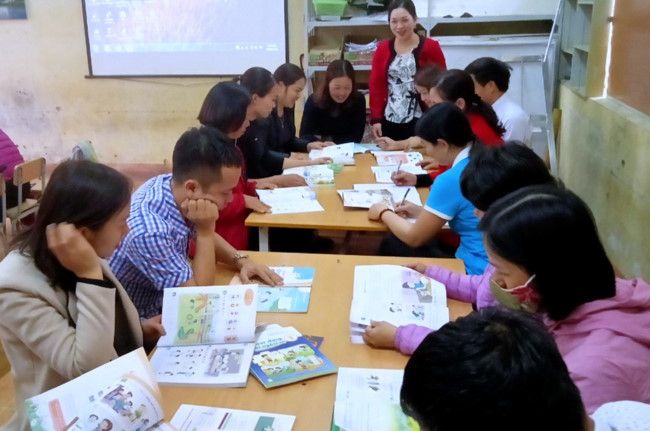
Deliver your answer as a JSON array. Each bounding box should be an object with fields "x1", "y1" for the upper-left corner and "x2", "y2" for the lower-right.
[
  {"x1": 394, "y1": 264, "x2": 498, "y2": 355},
  {"x1": 0, "y1": 129, "x2": 24, "y2": 181}
]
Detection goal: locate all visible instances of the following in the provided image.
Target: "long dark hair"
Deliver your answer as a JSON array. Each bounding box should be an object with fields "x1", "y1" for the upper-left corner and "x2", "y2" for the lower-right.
[
  {"x1": 315, "y1": 59, "x2": 357, "y2": 110},
  {"x1": 198, "y1": 82, "x2": 251, "y2": 134},
  {"x1": 388, "y1": 0, "x2": 417, "y2": 21},
  {"x1": 415, "y1": 102, "x2": 476, "y2": 148},
  {"x1": 273, "y1": 63, "x2": 306, "y2": 86},
  {"x1": 12, "y1": 160, "x2": 132, "y2": 292},
  {"x1": 480, "y1": 185, "x2": 616, "y2": 321},
  {"x1": 240, "y1": 67, "x2": 275, "y2": 97},
  {"x1": 435, "y1": 69, "x2": 506, "y2": 137}
]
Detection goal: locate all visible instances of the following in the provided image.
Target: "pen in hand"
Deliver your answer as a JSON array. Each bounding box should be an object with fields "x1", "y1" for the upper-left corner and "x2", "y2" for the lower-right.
[{"x1": 399, "y1": 188, "x2": 411, "y2": 206}]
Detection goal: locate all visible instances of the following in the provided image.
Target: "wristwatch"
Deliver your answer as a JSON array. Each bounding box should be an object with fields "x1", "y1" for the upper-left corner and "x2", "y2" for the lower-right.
[{"x1": 232, "y1": 252, "x2": 249, "y2": 265}]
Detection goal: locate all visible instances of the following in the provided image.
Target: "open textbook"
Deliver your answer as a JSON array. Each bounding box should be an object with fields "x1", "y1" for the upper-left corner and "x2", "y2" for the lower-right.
[
  {"x1": 26, "y1": 348, "x2": 296, "y2": 431},
  {"x1": 350, "y1": 265, "x2": 449, "y2": 344},
  {"x1": 257, "y1": 186, "x2": 325, "y2": 214},
  {"x1": 309, "y1": 143, "x2": 355, "y2": 165},
  {"x1": 251, "y1": 325, "x2": 337, "y2": 388},
  {"x1": 331, "y1": 368, "x2": 419, "y2": 431},
  {"x1": 231, "y1": 266, "x2": 315, "y2": 313},
  {"x1": 371, "y1": 151, "x2": 423, "y2": 166},
  {"x1": 371, "y1": 164, "x2": 427, "y2": 183},
  {"x1": 283, "y1": 165, "x2": 335, "y2": 185},
  {"x1": 170, "y1": 404, "x2": 295, "y2": 431},
  {"x1": 150, "y1": 285, "x2": 259, "y2": 387},
  {"x1": 337, "y1": 184, "x2": 422, "y2": 209}
]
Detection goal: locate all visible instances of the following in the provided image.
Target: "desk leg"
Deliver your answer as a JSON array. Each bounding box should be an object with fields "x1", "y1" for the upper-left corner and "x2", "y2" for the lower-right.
[{"x1": 258, "y1": 227, "x2": 270, "y2": 252}]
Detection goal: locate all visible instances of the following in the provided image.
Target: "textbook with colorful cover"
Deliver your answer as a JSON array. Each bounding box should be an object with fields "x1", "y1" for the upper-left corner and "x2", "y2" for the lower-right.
[
  {"x1": 337, "y1": 184, "x2": 422, "y2": 210},
  {"x1": 257, "y1": 186, "x2": 325, "y2": 214},
  {"x1": 25, "y1": 348, "x2": 169, "y2": 431},
  {"x1": 231, "y1": 266, "x2": 315, "y2": 313},
  {"x1": 150, "y1": 284, "x2": 259, "y2": 387},
  {"x1": 331, "y1": 367, "x2": 419, "y2": 431},
  {"x1": 309, "y1": 142, "x2": 355, "y2": 165},
  {"x1": 170, "y1": 404, "x2": 295, "y2": 431},
  {"x1": 349, "y1": 265, "x2": 449, "y2": 344},
  {"x1": 353, "y1": 143, "x2": 381, "y2": 153},
  {"x1": 371, "y1": 150, "x2": 423, "y2": 166},
  {"x1": 250, "y1": 325, "x2": 337, "y2": 389},
  {"x1": 283, "y1": 165, "x2": 335, "y2": 185}
]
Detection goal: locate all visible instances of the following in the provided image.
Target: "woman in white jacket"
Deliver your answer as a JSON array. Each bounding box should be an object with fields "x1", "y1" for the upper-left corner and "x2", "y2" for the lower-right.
[{"x1": 0, "y1": 160, "x2": 164, "y2": 431}]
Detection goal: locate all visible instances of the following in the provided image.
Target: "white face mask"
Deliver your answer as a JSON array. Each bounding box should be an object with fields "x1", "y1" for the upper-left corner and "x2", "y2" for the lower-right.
[{"x1": 490, "y1": 274, "x2": 539, "y2": 313}]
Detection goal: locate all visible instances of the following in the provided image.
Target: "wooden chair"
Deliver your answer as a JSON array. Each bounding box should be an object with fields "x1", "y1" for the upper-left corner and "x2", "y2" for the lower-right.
[{"x1": 6, "y1": 157, "x2": 46, "y2": 231}]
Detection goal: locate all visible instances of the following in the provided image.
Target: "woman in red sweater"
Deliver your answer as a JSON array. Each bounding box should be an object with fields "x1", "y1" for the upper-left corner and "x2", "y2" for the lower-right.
[
  {"x1": 197, "y1": 82, "x2": 271, "y2": 250},
  {"x1": 369, "y1": 0, "x2": 446, "y2": 141}
]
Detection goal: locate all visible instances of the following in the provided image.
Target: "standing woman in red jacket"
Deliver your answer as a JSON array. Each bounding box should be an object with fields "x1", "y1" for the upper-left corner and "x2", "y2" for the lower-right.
[{"x1": 370, "y1": 0, "x2": 446, "y2": 141}]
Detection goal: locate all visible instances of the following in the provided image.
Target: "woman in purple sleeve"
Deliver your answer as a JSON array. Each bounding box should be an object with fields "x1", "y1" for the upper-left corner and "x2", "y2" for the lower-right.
[{"x1": 364, "y1": 143, "x2": 556, "y2": 353}]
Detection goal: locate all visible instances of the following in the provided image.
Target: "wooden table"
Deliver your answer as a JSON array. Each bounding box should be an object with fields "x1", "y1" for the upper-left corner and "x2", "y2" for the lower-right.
[
  {"x1": 246, "y1": 153, "x2": 429, "y2": 251},
  {"x1": 160, "y1": 251, "x2": 470, "y2": 430}
]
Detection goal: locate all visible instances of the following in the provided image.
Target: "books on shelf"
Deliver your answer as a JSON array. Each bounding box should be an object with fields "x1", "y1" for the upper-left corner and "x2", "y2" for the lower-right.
[
  {"x1": 257, "y1": 186, "x2": 325, "y2": 214},
  {"x1": 371, "y1": 151, "x2": 423, "y2": 166},
  {"x1": 150, "y1": 284, "x2": 259, "y2": 387},
  {"x1": 283, "y1": 165, "x2": 335, "y2": 185},
  {"x1": 170, "y1": 404, "x2": 295, "y2": 431},
  {"x1": 350, "y1": 265, "x2": 449, "y2": 344},
  {"x1": 337, "y1": 185, "x2": 422, "y2": 209},
  {"x1": 251, "y1": 324, "x2": 337, "y2": 389},
  {"x1": 232, "y1": 266, "x2": 315, "y2": 313},
  {"x1": 309, "y1": 143, "x2": 355, "y2": 165},
  {"x1": 331, "y1": 367, "x2": 419, "y2": 431},
  {"x1": 26, "y1": 348, "x2": 168, "y2": 431}
]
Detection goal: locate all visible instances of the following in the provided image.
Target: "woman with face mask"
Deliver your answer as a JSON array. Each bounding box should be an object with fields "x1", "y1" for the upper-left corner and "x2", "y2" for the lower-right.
[
  {"x1": 299, "y1": 59, "x2": 366, "y2": 144},
  {"x1": 369, "y1": 0, "x2": 446, "y2": 142}
]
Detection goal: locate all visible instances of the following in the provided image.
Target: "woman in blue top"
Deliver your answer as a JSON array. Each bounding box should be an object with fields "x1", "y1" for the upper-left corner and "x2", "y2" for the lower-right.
[{"x1": 368, "y1": 102, "x2": 488, "y2": 274}]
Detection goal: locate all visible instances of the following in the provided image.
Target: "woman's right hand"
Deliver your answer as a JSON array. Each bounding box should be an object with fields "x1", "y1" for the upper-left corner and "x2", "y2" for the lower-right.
[
  {"x1": 418, "y1": 157, "x2": 439, "y2": 171},
  {"x1": 376, "y1": 137, "x2": 405, "y2": 151},
  {"x1": 310, "y1": 157, "x2": 332, "y2": 166},
  {"x1": 404, "y1": 263, "x2": 429, "y2": 274},
  {"x1": 277, "y1": 174, "x2": 307, "y2": 187},
  {"x1": 46, "y1": 223, "x2": 102, "y2": 280},
  {"x1": 391, "y1": 171, "x2": 417, "y2": 186},
  {"x1": 372, "y1": 123, "x2": 383, "y2": 140},
  {"x1": 395, "y1": 201, "x2": 423, "y2": 219}
]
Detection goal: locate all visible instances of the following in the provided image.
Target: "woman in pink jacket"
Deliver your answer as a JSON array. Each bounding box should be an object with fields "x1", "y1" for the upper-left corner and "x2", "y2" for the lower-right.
[{"x1": 0, "y1": 128, "x2": 30, "y2": 208}]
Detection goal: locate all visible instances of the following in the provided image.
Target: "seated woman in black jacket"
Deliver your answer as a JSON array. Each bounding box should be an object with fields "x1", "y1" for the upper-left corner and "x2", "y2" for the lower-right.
[{"x1": 299, "y1": 59, "x2": 367, "y2": 144}]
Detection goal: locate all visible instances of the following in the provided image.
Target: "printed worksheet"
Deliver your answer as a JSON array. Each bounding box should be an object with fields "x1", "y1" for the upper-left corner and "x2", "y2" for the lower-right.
[
  {"x1": 338, "y1": 189, "x2": 394, "y2": 209},
  {"x1": 309, "y1": 143, "x2": 355, "y2": 165},
  {"x1": 257, "y1": 187, "x2": 325, "y2": 214},
  {"x1": 371, "y1": 151, "x2": 423, "y2": 166},
  {"x1": 283, "y1": 165, "x2": 335, "y2": 185},
  {"x1": 231, "y1": 267, "x2": 315, "y2": 313},
  {"x1": 371, "y1": 164, "x2": 427, "y2": 183},
  {"x1": 352, "y1": 184, "x2": 422, "y2": 206},
  {"x1": 170, "y1": 404, "x2": 295, "y2": 431},
  {"x1": 353, "y1": 143, "x2": 381, "y2": 153},
  {"x1": 331, "y1": 368, "x2": 419, "y2": 431},
  {"x1": 26, "y1": 348, "x2": 166, "y2": 431},
  {"x1": 349, "y1": 265, "x2": 449, "y2": 344}
]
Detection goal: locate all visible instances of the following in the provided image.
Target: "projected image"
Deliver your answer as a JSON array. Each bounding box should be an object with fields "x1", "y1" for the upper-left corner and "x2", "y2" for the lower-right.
[
  {"x1": 0, "y1": 0, "x2": 27, "y2": 19},
  {"x1": 84, "y1": 0, "x2": 287, "y2": 76}
]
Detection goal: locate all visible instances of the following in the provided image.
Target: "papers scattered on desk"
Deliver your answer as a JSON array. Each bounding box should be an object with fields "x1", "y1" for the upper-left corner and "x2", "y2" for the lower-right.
[
  {"x1": 331, "y1": 368, "x2": 419, "y2": 431},
  {"x1": 353, "y1": 142, "x2": 382, "y2": 153},
  {"x1": 26, "y1": 348, "x2": 169, "y2": 431},
  {"x1": 354, "y1": 184, "x2": 422, "y2": 206},
  {"x1": 283, "y1": 165, "x2": 335, "y2": 185},
  {"x1": 372, "y1": 150, "x2": 423, "y2": 166},
  {"x1": 170, "y1": 404, "x2": 296, "y2": 431},
  {"x1": 257, "y1": 186, "x2": 325, "y2": 214},
  {"x1": 350, "y1": 265, "x2": 449, "y2": 344},
  {"x1": 371, "y1": 164, "x2": 427, "y2": 183},
  {"x1": 151, "y1": 284, "x2": 258, "y2": 387},
  {"x1": 251, "y1": 325, "x2": 337, "y2": 388},
  {"x1": 310, "y1": 142, "x2": 355, "y2": 165}
]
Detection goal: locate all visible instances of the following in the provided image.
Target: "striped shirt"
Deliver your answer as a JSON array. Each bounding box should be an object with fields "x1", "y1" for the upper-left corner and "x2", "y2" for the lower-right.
[{"x1": 109, "y1": 174, "x2": 193, "y2": 318}]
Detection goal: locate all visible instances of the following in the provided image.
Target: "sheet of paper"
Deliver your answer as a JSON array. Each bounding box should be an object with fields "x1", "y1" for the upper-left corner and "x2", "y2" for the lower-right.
[
  {"x1": 350, "y1": 265, "x2": 449, "y2": 343},
  {"x1": 170, "y1": 404, "x2": 295, "y2": 431},
  {"x1": 158, "y1": 285, "x2": 258, "y2": 347},
  {"x1": 371, "y1": 151, "x2": 423, "y2": 166},
  {"x1": 309, "y1": 142, "x2": 355, "y2": 165},
  {"x1": 371, "y1": 164, "x2": 427, "y2": 183},
  {"x1": 26, "y1": 348, "x2": 165, "y2": 431},
  {"x1": 150, "y1": 343, "x2": 254, "y2": 387},
  {"x1": 339, "y1": 189, "x2": 394, "y2": 209},
  {"x1": 353, "y1": 143, "x2": 382, "y2": 153},
  {"x1": 332, "y1": 368, "x2": 419, "y2": 431},
  {"x1": 352, "y1": 184, "x2": 422, "y2": 206},
  {"x1": 257, "y1": 186, "x2": 325, "y2": 214},
  {"x1": 283, "y1": 165, "x2": 334, "y2": 185}
]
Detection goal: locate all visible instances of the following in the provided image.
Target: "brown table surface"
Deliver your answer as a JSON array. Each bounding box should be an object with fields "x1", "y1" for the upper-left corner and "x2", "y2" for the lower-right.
[
  {"x1": 160, "y1": 251, "x2": 470, "y2": 429},
  {"x1": 245, "y1": 153, "x2": 429, "y2": 231}
]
